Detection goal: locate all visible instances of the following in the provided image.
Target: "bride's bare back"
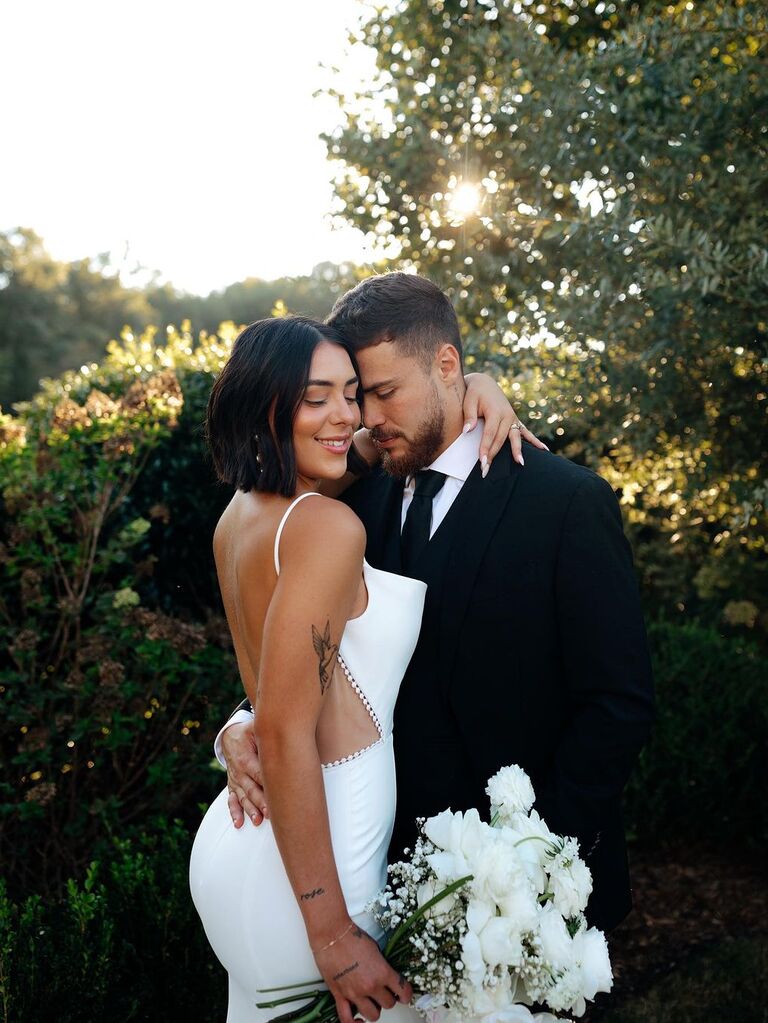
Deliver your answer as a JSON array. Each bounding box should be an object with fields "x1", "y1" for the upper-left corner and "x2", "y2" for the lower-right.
[{"x1": 213, "y1": 489, "x2": 378, "y2": 766}]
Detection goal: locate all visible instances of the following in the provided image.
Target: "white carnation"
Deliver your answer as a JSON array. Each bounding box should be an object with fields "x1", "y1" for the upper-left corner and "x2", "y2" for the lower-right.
[
  {"x1": 545, "y1": 966, "x2": 585, "y2": 1017},
  {"x1": 548, "y1": 855, "x2": 593, "y2": 919},
  {"x1": 471, "y1": 835, "x2": 529, "y2": 905},
  {"x1": 486, "y1": 765, "x2": 536, "y2": 819},
  {"x1": 545, "y1": 838, "x2": 592, "y2": 919}
]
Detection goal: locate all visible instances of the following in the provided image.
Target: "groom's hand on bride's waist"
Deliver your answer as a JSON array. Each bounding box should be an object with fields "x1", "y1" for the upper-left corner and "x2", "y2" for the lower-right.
[{"x1": 221, "y1": 721, "x2": 268, "y2": 828}]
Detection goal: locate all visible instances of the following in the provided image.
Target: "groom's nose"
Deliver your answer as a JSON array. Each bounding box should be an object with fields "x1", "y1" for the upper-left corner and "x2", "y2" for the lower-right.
[{"x1": 361, "y1": 396, "x2": 384, "y2": 430}]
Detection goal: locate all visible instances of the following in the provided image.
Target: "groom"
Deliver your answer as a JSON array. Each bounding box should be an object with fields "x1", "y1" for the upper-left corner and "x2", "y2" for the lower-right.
[{"x1": 216, "y1": 272, "x2": 655, "y2": 933}]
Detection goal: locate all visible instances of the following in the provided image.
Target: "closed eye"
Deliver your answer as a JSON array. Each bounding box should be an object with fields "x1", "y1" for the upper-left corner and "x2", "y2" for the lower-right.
[{"x1": 376, "y1": 390, "x2": 395, "y2": 400}]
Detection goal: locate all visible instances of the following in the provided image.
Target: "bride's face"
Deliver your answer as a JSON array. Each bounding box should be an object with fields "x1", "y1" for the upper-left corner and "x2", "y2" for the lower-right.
[{"x1": 292, "y1": 340, "x2": 361, "y2": 488}]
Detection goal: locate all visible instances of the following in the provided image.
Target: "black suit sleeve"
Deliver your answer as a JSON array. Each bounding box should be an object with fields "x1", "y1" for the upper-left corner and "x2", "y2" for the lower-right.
[
  {"x1": 536, "y1": 473, "x2": 655, "y2": 853},
  {"x1": 228, "y1": 697, "x2": 252, "y2": 718}
]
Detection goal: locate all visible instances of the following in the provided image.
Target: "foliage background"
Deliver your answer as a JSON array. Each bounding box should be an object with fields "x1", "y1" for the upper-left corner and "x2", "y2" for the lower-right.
[{"x1": 1, "y1": 0, "x2": 766, "y2": 1020}]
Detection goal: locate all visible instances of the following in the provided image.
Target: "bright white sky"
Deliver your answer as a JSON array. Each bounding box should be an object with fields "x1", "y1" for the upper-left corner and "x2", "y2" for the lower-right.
[{"x1": 0, "y1": 0, "x2": 380, "y2": 294}]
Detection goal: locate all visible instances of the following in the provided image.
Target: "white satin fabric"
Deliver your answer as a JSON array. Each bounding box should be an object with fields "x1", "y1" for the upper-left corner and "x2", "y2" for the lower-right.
[{"x1": 189, "y1": 494, "x2": 427, "y2": 1022}]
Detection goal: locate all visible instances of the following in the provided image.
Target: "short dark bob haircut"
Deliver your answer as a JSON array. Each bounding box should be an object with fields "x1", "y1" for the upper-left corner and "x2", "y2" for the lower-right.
[
  {"x1": 326, "y1": 271, "x2": 462, "y2": 371},
  {"x1": 206, "y1": 315, "x2": 368, "y2": 496}
]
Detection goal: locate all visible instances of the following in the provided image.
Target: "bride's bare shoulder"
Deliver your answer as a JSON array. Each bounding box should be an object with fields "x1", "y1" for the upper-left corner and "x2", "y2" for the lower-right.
[{"x1": 276, "y1": 495, "x2": 366, "y2": 569}]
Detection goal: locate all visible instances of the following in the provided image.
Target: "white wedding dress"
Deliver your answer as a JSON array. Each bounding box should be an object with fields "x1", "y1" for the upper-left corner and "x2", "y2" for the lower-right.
[{"x1": 189, "y1": 492, "x2": 427, "y2": 1023}]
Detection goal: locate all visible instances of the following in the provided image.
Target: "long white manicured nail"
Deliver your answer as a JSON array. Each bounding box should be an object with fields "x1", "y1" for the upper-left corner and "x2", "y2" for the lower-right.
[{"x1": 481, "y1": 455, "x2": 489, "y2": 479}]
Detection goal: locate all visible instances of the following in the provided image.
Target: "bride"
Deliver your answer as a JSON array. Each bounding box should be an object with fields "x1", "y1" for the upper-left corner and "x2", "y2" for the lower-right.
[{"x1": 189, "y1": 315, "x2": 528, "y2": 1023}]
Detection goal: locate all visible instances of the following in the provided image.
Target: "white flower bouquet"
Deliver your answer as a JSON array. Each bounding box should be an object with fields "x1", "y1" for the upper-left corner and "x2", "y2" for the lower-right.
[{"x1": 257, "y1": 765, "x2": 612, "y2": 1023}]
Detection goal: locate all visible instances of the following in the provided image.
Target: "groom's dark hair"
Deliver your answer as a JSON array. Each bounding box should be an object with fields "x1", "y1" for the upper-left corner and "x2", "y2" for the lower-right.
[
  {"x1": 326, "y1": 272, "x2": 462, "y2": 371},
  {"x1": 206, "y1": 316, "x2": 367, "y2": 495}
]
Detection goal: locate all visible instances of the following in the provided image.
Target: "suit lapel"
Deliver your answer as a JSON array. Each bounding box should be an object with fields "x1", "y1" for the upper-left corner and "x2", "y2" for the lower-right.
[{"x1": 437, "y1": 449, "x2": 522, "y2": 682}]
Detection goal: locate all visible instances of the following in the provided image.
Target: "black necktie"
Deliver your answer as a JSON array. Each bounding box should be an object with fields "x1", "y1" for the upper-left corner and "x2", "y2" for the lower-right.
[{"x1": 401, "y1": 470, "x2": 447, "y2": 572}]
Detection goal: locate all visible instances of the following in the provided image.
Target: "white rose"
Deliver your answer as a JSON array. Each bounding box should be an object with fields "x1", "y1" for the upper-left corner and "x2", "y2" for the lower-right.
[
  {"x1": 466, "y1": 897, "x2": 495, "y2": 936},
  {"x1": 460, "y1": 928, "x2": 487, "y2": 987},
  {"x1": 424, "y1": 809, "x2": 465, "y2": 853},
  {"x1": 415, "y1": 994, "x2": 449, "y2": 1023},
  {"x1": 536, "y1": 904, "x2": 575, "y2": 972},
  {"x1": 486, "y1": 765, "x2": 536, "y2": 819},
  {"x1": 426, "y1": 850, "x2": 467, "y2": 882},
  {"x1": 495, "y1": 881, "x2": 540, "y2": 934},
  {"x1": 478, "y1": 915, "x2": 525, "y2": 967},
  {"x1": 571, "y1": 927, "x2": 612, "y2": 1001},
  {"x1": 460, "y1": 807, "x2": 494, "y2": 863},
  {"x1": 463, "y1": 970, "x2": 514, "y2": 1018},
  {"x1": 481, "y1": 1006, "x2": 542, "y2": 1023},
  {"x1": 417, "y1": 878, "x2": 458, "y2": 920},
  {"x1": 499, "y1": 814, "x2": 555, "y2": 894},
  {"x1": 483, "y1": 1011, "x2": 569, "y2": 1023}
]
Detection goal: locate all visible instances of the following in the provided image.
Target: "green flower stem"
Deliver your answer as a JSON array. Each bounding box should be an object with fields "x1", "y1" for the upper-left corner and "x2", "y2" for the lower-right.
[
  {"x1": 255, "y1": 990, "x2": 326, "y2": 1009},
  {"x1": 513, "y1": 835, "x2": 556, "y2": 851},
  {"x1": 261, "y1": 991, "x2": 335, "y2": 1023},
  {"x1": 257, "y1": 980, "x2": 324, "y2": 994}
]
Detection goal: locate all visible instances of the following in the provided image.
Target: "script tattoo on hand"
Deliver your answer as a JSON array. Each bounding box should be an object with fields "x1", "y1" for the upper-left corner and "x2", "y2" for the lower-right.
[
  {"x1": 312, "y1": 620, "x2": 338, "y2": 694},
  {"x1": 332, "y1": 961, "x2": 359, "y2": 981},
  {"x1": 300, "y1": 887, "x2": 325, "y2": 901}
]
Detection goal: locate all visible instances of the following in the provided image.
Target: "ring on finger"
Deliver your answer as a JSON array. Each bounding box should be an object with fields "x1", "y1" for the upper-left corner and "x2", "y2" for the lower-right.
[{"x1": 509, "y1": 423, "x2": 523, "y2": 432}]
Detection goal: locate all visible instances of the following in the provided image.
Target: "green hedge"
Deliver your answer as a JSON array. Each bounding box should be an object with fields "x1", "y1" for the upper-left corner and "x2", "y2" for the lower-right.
[
  {"x1": 625, "y1": 619, "x2": 767, "y2": 845},
  {"x1": 0, "y1": 327, "x2": 239, "y2": 897},
  {"x1": 0, "y1": 820, "x2": 226, "y2": 1023}
]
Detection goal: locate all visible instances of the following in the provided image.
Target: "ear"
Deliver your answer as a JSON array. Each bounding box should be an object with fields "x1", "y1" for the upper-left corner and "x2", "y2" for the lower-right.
[{"x1": 435, "y1": 343, "x2": 463, "y2": 387}]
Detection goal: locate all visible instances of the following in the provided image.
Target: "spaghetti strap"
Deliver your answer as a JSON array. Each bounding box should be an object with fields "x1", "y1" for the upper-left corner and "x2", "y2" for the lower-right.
[{"x1": 273, "y1": 491, "x2": 323, "y2": 575}]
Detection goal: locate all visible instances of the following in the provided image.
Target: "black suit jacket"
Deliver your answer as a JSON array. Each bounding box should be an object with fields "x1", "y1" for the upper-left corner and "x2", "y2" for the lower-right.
[{"x1": 340, "y1": 444, "x2": 655, "y2": 933}]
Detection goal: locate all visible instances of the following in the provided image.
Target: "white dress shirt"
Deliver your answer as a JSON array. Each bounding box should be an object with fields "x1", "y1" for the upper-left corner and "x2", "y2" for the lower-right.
[{"x1": 213, "y1": 421, "x2": 484, "y2": 768}]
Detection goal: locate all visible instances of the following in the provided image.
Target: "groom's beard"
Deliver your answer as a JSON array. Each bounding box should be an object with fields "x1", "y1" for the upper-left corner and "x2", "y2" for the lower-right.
[{"x1": 371, "y1": 385, "x2": 445, "y2": 479}]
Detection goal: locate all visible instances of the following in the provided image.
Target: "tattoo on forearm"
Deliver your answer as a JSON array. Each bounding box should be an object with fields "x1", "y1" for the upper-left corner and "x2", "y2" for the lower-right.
[
  {"x1": 312, "y1": 620, "x2": 338, "y2": 694},
  {"x1": 300, "y1": 887, "x2": 325, "y2": 901},
  {"x1": 332, "y1": 961, "x2": 359, "y2": 981},
  {"x1": 352, "y1": 925, "x2": 377, "y2": 945}
]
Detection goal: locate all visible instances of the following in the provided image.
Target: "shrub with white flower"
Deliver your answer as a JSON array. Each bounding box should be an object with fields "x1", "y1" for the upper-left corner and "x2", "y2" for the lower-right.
[{"x1": 256, "y1": 765, "x2": 612, "y2": 1023}]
